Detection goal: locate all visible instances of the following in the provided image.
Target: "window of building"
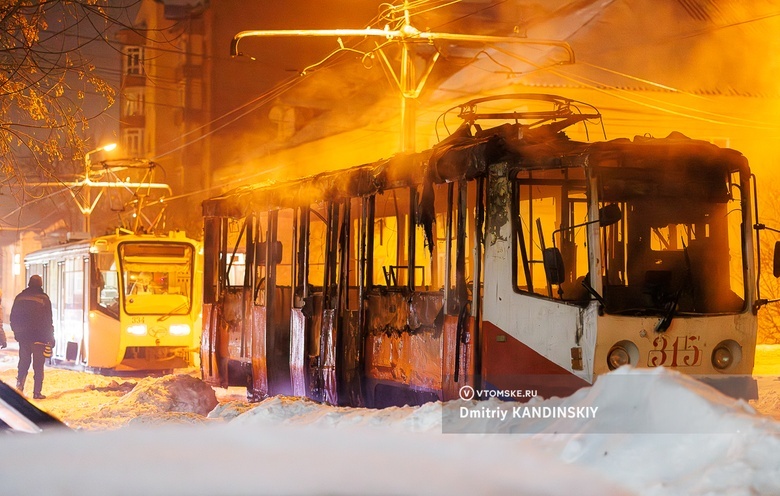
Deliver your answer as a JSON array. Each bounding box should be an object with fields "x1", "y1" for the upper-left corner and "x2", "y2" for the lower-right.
[
  {"x1": 123, "y1": 89, "x2": 145, "y2": 117},
  {"x1": 122, "y1": 128, "x2": 144, "y2": 156},
  {"x1": 124, "y1": 46, "x2": 144, "y2": 75}
]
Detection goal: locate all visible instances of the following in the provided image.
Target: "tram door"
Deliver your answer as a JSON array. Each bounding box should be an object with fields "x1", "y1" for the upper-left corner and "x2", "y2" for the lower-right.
[
  {"x1": 440, "y1": 180, "x2": 480, "y2": 401},
  {"x1": 59, "y1": 256, "x2": 88, "y2": 365},
  {"x1": 257, "y1": 210, "x2": 293, "y2": 397},
  {"x1": 295, "y1": 200, "x2": 364, "y2": 406}
]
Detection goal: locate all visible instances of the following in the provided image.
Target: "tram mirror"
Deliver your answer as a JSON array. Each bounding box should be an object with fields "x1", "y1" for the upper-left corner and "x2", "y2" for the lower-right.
[
  {"x1": 543, "y1": 247, "x2": 565, "y2": 285},
  {"x1": 256, "y1": 241, "x2": 283, "y2": 265},
  {"x1": 598, "y1": 204, "x2": 622, "y2": 227},
  {"x1": 773, "y1": 241, "x2": 780, "y2": 278}
]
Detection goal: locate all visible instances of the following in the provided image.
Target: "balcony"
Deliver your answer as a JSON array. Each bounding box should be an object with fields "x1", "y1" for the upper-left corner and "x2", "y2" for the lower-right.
[{"x1": 120, "y1": 115, "x2": 145, "y2": 129}]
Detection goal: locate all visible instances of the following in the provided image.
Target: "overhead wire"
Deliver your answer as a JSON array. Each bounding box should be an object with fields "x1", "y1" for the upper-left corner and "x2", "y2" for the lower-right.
[
  {"x1": 144, "y1": 1, "x2": 418, "y2": 162},
  {"x1": 489, "y1": 45, "x2": 780, "y2": 131},
  {"x1": 143, "y1": 0, "x2": 494, "y2": 167},
  {"x1": 22, "y1": 0, "x2": 777, "y2": 214}
]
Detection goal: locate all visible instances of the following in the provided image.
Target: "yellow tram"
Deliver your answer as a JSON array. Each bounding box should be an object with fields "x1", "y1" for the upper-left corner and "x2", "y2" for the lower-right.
[{"x1": 24, "y1": 230, "x2": 202, "y2": 372}]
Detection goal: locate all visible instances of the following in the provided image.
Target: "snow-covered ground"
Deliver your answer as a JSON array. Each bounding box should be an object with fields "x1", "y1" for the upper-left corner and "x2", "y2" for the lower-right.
[{"x1": 1, "y1": 335, "x2": 780, "y2": 495}]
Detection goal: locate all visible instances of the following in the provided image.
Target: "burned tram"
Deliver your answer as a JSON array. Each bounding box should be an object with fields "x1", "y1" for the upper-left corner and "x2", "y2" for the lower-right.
[{"x1": 201, "y1": 94, "x2": 771, "y2": 405}]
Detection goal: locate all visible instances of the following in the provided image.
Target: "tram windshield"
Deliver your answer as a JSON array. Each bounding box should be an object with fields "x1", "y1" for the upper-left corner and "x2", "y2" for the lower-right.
[
  {"x1": 597, "y1": 163, "x2": 747, "y2": 315},
  {"x1": 118, "y1": 242, "x2": 195, "y2": 315}
]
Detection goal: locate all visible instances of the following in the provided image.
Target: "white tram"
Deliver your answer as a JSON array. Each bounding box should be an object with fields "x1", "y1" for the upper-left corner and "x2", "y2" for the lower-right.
[
  {"x1": 200, "y1": 94, "x2": 778, "y2": 405},
  {"x1": 24, "y1": 230, "x2": 202, "y2": 372}
]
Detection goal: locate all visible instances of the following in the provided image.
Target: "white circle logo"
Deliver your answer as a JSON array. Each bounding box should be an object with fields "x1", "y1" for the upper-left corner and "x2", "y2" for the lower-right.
[{"x1": 459, "y1": 385, "x2": 475, "y2": 401}]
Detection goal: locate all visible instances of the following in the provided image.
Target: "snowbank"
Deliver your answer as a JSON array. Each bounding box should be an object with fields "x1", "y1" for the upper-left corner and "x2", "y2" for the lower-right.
[{"x1": 2, "y1": 366, "x2": 779, "y2": 495}]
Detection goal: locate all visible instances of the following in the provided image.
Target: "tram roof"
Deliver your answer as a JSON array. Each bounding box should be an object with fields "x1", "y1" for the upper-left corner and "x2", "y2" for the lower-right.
[
  {"x1": 24, "y1": 230, "x2": 200, "y2": 262},
  {"x1": 203, "y1": 126, "x2": 748, "y2": 219}
]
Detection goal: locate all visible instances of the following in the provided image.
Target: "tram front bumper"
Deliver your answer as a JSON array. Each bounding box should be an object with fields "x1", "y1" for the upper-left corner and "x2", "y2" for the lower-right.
[{"x1": 697, "y1": 375, "x2": 758, "y2": 400}]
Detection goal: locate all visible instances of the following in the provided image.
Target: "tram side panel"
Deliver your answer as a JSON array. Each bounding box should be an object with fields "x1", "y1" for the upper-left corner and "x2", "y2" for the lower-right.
[
  {"x1": 363, "y1": 181, "x2": 478, "y2": 407},
  {"x1": 480, "y1": 167, "x2": 592, "y2": 398},
  {"x1": 24, "y1": 243, "x2": 93, "y2": 369},
  {"x1": 200, "y1": 182, "x2": 479, "y2": 406},
  {"x1": 84, "y1": 312, "x2": 123, "y2": 368}
]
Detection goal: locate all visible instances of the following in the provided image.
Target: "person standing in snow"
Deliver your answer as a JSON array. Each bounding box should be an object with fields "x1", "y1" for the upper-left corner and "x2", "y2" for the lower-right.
[
  {"x1": 0, "y1": 289, "x2": 7, "y2": 349},
  {"x1": 10, "y1": 275, "x2": 54, "y2": 399}
]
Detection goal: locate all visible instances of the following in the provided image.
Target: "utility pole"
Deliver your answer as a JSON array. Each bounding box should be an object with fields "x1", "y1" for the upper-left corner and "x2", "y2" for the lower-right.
[
  {"x1": 82, "y1": 143, "x2": 117, "y2": 234},
  {"x1": 229, "y1": 2, "x2": 576, "y2": 399},
  {"x1": 230, "y1": 1, "x2": 574, "y2": 154}
]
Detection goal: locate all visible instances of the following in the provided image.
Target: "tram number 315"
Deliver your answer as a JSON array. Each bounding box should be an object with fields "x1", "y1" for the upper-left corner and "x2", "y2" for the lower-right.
[{"x1": 648, "y1": 335, "x2": 702, "y2": 367}]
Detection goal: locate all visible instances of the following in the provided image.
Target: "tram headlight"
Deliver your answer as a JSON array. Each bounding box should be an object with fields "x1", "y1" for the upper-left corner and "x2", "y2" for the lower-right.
[
  {"x1": 712, "y1": 347, "x2": 732, "y2": 369},
  {"x1": 127, "y1": 324, "x2": 148, "y2": 336},
  {"x1": 169, "y1": 324, "x2": 191, "y2": 336},
  {"x1": 712, "y1": 340, "x2": 742, "y2": 371},
  {"x1": 608, "y1": 347, "x2": 630, "y2": 370},
  {"x1": 607, "y1": 340, "x2": 639, "y2": 371}
]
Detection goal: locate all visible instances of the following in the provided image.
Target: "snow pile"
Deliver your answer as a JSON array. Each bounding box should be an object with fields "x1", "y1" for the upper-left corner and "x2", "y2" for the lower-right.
[
  {"x1": 510, "y1": 368, "x2": 780, "y2": 495},
  {"x1": 215, "y1": 368, "x2": 780, "y2": 495},
  {"x1": 111, "y1": 374, "x2": 218, "y2": 415},
  {"x1": 80, "y1": 374, "x2": 218, "y2": 430},
  {"x1": 1, "y1": 367, "x2": 779, "y2": 495},
  {"x1": 222, "y1": 394, "x2": 443, "y2": 432}
]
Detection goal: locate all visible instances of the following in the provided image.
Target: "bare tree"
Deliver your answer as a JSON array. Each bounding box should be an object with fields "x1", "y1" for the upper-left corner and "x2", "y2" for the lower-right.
[
  {"x1": 0, "y1": 0, "x2": 137, "y2": 203},
  {"x1": 757, "y1": 182, "x2": 780, "y2": 344}
]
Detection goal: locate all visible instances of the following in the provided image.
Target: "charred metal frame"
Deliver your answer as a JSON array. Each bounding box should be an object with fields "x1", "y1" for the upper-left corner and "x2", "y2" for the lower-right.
[{"x1": 201, "y1": 95, "x2": 766, "y2": 405}]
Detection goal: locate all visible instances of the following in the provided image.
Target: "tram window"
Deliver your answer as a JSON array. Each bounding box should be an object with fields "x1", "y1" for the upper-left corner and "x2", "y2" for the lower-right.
[
  {"x1": 513, "y1": 168, "x2": 589, "y2": 302},
  {"x1": 372, "y1": 188, "x2": 411, "y2": 288},
  {"x1": 307, "y1": 204, "x2": 328, "y2": 291},
  {"x1": 441, "y1": 180, "x2": 478, "y2": 308},
  {"x1": 727, "y1": 171, "x2": 745, "y2": 301},
  {"x1": 119, "y1": 242, "x2": 194, "y2": 315},
  {"x1": 254, "y1": 213, "x2": 269, "y2": 306},
  {"x1": 226, "y1": 253, "x2": 246, "y2": 287},
  {"x1": 93, "y1": 253, "x2": 119, "y2": 316},
  {"x1": 224, "y1": 218, "x2": 247, "y2": 289},
  {"x1": 433, "y1": 209, "x2": 447, "y2": 289},
  {"x1": 346, "y1": 198, "x2": 361, "y2": 310},
  {"x1": 63, "y1": 258, "x2": 84, "y2": 319},
  {"x1": 276, "y1": 209, "x2": 294, "y2": 289},
  {"x1": 425, "y1": 182, "x2": 451, "y2": 292},
  {"x1": 125, "y1": 268, "x2": 190, "y2": 295},
  {"x1": 464, "y1": 181, "x2": 477, "y2": 295},
  {"x1": 598, "y1": 167, "x2": 746, "y2": 314},
  {"x1": 203, "y1": 217, "x2": 220, "y2": 304}
]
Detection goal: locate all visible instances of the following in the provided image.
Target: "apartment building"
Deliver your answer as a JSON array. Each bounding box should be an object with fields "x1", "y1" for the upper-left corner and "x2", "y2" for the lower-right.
[{"x1": 115, "y1": 0, "x2": 383, "y2": 237}]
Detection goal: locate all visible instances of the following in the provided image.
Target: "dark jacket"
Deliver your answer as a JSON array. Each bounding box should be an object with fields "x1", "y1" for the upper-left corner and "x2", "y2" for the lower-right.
[{"x1": 9, "y1": 286, "x2": 54, "y2": 344}]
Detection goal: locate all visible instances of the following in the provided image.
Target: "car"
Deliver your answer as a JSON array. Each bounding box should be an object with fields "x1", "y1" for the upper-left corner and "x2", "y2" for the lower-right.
[{"x1": 0, "y1": 380, "x2": 68, "y2": 433}]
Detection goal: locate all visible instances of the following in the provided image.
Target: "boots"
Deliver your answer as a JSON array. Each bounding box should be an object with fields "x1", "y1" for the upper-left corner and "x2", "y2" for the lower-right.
[{"x1": 15, "y1": 378, "x2": 24, "y2": 393}]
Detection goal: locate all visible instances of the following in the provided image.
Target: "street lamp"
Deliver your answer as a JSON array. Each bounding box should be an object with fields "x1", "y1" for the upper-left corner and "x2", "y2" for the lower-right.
[
  {"x1": 84, "y1": 143, "x2": 117, "y2": 175},
  {"x1": 82, "y1": 143, "x2": 117, "y2": 234}
]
